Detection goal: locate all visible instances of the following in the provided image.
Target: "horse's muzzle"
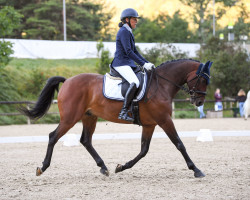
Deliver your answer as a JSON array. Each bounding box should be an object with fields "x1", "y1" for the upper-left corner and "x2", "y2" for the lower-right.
[
  {"x1": 190, "y1": 95, "x2": 204, "y2": 106},
  {"x1": 196, "y1": 99, "x2": 204, "y2": 107}
]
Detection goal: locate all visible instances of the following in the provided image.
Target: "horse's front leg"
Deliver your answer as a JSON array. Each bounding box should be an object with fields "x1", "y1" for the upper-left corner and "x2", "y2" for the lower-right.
[
  {"x1": 115, "y1": 125, "x2": 155, "y2": 173},
  {"x1": 159, "y1": 116, "x2": 205, "y2": 178}
]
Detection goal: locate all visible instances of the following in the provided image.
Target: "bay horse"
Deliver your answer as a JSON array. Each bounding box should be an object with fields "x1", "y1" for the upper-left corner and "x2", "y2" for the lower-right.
[{"x1": 20, "y1": 59, "x2": 212, "y2": 178}]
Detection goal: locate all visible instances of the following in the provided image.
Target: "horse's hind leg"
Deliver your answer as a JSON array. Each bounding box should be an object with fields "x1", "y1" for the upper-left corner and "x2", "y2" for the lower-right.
[
  {"x1": 115, "y1": 125, "x2": 155, "y2": 173},
  {"x1": 159, "y1": 116, "x2": 205, "y2": 178},
  {"x1": 80, "y1": 115, "x2": 109, "y2": 176},
  {"x1": 36, "y1": 122, "x2": 72, "y2": 176}
]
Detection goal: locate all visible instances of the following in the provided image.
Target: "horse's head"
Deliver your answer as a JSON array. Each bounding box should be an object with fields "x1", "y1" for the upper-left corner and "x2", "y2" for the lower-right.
[{"x1": 186, "y1": 61, "x2": 213, "y2": 106}]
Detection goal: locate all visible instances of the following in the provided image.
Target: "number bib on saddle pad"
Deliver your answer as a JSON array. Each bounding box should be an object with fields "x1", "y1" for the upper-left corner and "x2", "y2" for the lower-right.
[{"x1": 102, "y1": 72, "x2": 147, "y2": 101}]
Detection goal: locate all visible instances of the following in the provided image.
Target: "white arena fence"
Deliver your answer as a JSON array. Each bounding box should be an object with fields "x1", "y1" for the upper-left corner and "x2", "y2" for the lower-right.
[{"x1": 2, "y1": 39, "x2": 201, "y2": 59}]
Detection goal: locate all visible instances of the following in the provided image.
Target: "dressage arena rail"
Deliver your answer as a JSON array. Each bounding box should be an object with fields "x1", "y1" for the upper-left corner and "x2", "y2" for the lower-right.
[{"x1": 0, "y1": 99, "x2": 238, "y2": 124}]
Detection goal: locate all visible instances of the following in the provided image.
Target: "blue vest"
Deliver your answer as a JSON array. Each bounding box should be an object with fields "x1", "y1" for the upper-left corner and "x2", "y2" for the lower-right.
[{"x1": 112, "y1": 26, "x2": 148, "y2": 68}]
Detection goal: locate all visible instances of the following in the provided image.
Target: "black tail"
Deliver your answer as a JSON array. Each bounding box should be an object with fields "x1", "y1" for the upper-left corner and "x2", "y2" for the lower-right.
[{"x1": 19, "y1": 76, "x2": 66, "y2": 120}]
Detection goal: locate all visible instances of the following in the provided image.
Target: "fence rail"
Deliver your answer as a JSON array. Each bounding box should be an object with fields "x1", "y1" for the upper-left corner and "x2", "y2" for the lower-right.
[
  {"x1": 0, "y1": 100, "x2": 58, "y2": 124},
  {"x1": 0, "y1": 99, "x2": 238, "y2": 124}
]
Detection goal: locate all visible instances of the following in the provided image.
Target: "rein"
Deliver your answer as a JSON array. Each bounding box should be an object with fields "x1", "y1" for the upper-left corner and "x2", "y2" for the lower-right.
[{"x1": 144, "y1": 67, "x2": 207, "y2": 103}]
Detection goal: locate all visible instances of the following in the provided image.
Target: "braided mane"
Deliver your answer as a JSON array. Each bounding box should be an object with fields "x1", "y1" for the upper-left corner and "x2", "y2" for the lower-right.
[{"x1": 157, "y1": 58, "x2": 200, "y2": 68}]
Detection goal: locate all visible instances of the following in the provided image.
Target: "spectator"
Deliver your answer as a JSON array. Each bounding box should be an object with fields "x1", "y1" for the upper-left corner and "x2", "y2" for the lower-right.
[
  {"x1": 197, "y1": 104, "x2": 206, "y2": 118},
  {"x1": 236, "y1": 89, "x2": 246, "y2": 117},
  {"x1": 244, "y1": 91, "x2": 250, "y2": 120},
  {"x1": 214, "y1": 88, "x2": 223, "y2": 111}
]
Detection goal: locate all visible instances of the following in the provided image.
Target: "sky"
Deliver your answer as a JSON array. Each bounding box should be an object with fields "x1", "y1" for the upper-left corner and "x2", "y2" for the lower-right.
[{"x1": 105, "y1": 0, "x2": 250, "y2": 29}]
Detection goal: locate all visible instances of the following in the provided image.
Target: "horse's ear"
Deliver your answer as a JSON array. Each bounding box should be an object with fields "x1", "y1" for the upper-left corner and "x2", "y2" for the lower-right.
[
  {"x1": 204, "y1": 61, "x2": 213, "y2": 71},
  {"x1": 208, "y1": 61, "x2": 213, "y2": 69},
  {"x1": 204, "y1": 61, "x2": 210, "y2": 68},
  {"x1": 199, "y1": 61, "x2": 213, "y2": 85}
]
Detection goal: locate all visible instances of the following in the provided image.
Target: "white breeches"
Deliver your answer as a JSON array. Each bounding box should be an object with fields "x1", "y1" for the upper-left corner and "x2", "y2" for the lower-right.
[{"x1": 115, "y1": 65, "x2": 140, "y2": 88}]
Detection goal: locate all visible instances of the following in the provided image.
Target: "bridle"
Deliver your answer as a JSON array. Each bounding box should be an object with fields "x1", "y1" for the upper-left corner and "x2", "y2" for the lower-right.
[{"x1": 144, "y1": 66, "x2": 211, "y2": 103}]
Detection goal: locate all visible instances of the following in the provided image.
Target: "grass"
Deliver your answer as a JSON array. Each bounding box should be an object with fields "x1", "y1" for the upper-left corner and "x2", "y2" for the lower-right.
[
  {"x1": 1, "y1": 58, "x2": 100, "y2": 124},
  {"x1": 7, "y1": 58, "x2": 99, "y2": 77},
  {"x1": 5, "y1": 58, "x2": 99, "y2": 100}
]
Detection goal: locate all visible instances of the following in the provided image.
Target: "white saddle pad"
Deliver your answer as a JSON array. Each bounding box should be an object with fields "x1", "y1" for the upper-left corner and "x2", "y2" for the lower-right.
[{"x1": 103, "y1": 73, "x2": 147, "y2": 101}]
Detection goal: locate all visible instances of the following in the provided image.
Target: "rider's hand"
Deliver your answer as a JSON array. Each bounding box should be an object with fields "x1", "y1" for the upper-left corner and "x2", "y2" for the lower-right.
[{"x1": 143, "y1": 62, "x2": 155, "y2": 71}]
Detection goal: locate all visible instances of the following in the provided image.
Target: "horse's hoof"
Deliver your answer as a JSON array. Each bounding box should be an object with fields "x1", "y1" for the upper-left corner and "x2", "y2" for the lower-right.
[
  {"x1": 100, "y1": 168, "x2": 109, "y2": 177},
  {"x1": 36, "y1": 167, "x2": 43, "y2": 176},
  {"x1": 115, "y1": 164, "x2": 123, "y2": 173},
  {"x1": 194, "y1": 170, "x2": 205, "y2": 178}
]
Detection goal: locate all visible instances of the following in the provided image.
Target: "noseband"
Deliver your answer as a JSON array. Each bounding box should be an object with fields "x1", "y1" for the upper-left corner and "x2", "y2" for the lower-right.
[
  {"x1": 144, "y1": 67, "x2": 211, "y2": 103},
  {"x1": 185, "y1": 73, "x2": 209, "y2": 100}
]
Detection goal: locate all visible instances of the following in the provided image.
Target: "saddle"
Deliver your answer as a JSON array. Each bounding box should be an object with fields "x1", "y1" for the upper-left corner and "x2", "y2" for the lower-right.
[{"x1": 109, "y1": 65, "x2": 145, "y2": 97}]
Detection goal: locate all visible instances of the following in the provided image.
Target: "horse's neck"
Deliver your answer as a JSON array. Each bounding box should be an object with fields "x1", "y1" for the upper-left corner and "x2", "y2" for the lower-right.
[
  {"x1": 153, "y1": 62, "x2": 197, "y2": 100},
  {"x1": 157, "y1": 62, "x2": 196, "y2": 86}
]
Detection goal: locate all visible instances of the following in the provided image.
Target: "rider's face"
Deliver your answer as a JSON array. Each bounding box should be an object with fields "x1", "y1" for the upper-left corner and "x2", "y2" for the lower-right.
[{"x1": 126, "y1": 17, "x2": 138, "y2": 29}]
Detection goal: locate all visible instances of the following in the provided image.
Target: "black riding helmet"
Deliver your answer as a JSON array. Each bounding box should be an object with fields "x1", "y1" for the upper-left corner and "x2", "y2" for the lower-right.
[{"x1": 119, "y1": 8, "x2": 140, "y2": 28}]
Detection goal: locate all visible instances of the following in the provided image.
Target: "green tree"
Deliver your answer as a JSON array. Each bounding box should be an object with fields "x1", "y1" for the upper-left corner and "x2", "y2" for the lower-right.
[
  {"x1": 218, "y1": 2, "x2": 250, "y2": 42},
  {"x1": 0, "y1": 41, "x2": 13, "y2": 69},
  {"x1": 197, "y1": 37, "x2": 250, "y2": 97},
  {"x1": 140, "y1": 44, "x2": 188, "y2": 66},
  {"x1": 0, "y1": 6, "x2": 22, "y2": 120},
  {"x1": 134, "y1": 11, "x2": 195, "y2": 43},
  {"x1": 133, "y1": 17, "x2": 162, "y2": 42},
  {"x1": 0, "y1": 0, "x2": 36, "y2": 38},
  {"x1": 180, "y1": 0, "x2": 237, "y2": 43},
  {"x1": 0, "y1": 6, "x2": 22, "y2": 68},
  {"x1": 156, "y1": 11, "x2": 195, "y2": 43},
  {"x1": 96, "y1": 40, "x2": 111, "y2": 74},
  {"x1": 0, "y1": 0, "x2": 113, "y2": 41}
]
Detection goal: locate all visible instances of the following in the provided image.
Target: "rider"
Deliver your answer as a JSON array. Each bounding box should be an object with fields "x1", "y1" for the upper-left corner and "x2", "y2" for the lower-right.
[{"x1": 112, "y1": 8, "x2": 155, "y2": 122}]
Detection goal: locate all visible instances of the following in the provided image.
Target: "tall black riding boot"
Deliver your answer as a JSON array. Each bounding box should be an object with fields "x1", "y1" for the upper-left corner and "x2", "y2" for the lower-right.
[{"x1": 118, "y1": 82, "x2": 137, "y2": 122}]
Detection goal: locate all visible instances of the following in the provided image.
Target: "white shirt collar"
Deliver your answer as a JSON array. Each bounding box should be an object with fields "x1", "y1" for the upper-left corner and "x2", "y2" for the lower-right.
[{"x1": 123, "y1": 24, "x2": 132, "y2": 33}]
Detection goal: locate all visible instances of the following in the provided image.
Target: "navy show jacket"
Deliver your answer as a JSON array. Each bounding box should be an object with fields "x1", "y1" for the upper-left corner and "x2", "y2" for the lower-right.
[{"x1": 112, "y1": 26, "x2": 148, "y2": 68}]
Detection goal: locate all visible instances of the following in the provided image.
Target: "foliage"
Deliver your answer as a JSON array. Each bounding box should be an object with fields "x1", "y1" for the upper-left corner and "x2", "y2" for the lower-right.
[
  {"x1": 0, "y1": 6, "x2": 22, "y2": 37},
  {"x1": 180, "y1": 0, "x2": 237, "y2": 43},
  {"x1": 217, "y1": 3, "x2": 250, "y2": 42},
  {"x1": 0, "y1": 6, "x2": 22, "y2": 69},
  {"x1": 0, "y1": 0, "x2": 113, "y2": 41},
  {"x1": 0, "y1": 58, "x2": 99, "y2": 125},
  {"x1": 5, "y1": 58, "x2": 98, "y2": 99},
  {"x1": 96, "y1": 40, "x2": 104, "y2": 57},
  {"x1": 25, "y1": 68, "x2": 49, "y2": 96},
  {"x1": 96, "y1": 41, "x2": 111, "y2": 75},
  {"x1": 98, "y1": 50, "x2": 111, "y2": 75},
  {"x1": 0, "y1": 69, "x2": 21, "y2": 101},
  {"x1": 134, "y1": 11, "x2": 195, "y2": 43},
  {"x1": 133, "y1": 18, "x2": 162, "y2": 42},
  {"x1": 0, "y1": 41, "x2": 13, "y2": 68},
  {"x1": 197, "y1": 36, "x2": 250, "y2": 97},
  {"x1": 156, "y1": 11, "x2": 195, "y2": 43},
  {"x1": 0, "y1": 6, "x2": 23, "y2": 122},
  {"x1": 140, "y1": 43, "x2": 188, "y2": 66},
  {"x1": 133, "y1": 2, "x2": 248, "y2": 44},
  {"x1": 0, "y1": 68, "x2": 22, "y2": 125}
]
